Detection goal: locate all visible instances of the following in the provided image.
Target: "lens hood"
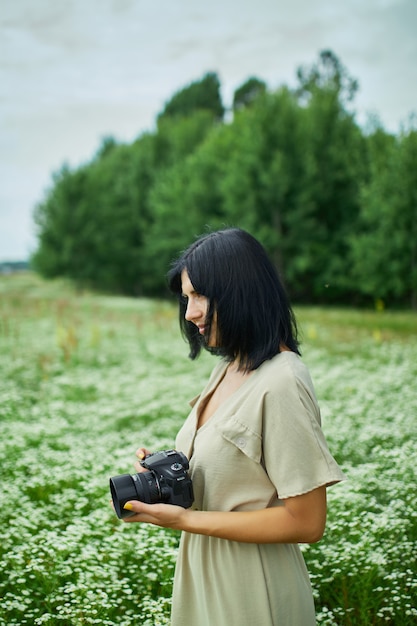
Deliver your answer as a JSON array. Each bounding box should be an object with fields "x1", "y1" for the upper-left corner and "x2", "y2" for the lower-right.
[{"x1": 110, "y1": 474, "x2": 137, "y2": 519}]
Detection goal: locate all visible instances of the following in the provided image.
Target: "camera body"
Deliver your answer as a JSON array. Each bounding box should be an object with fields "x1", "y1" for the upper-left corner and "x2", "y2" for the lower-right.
[{"x1": 110, "y1": 449, "x2": 194, "y2": 519}]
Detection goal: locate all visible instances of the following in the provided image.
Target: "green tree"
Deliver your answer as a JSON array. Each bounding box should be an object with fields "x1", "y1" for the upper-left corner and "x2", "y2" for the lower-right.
[
  {"x1": 351, "y1": 126, "x2": 417, "y2": 308},
  {"x1": 32, "y1": 52, "x2": 416, "y2": 307},
  {"x1": 32, "y1": 164, "x2": 89, "y2": 279},
  {"x1": 141, "y1": 127, "x2": 232, "y2": 294},
  {"x1": 32, "y1": 109, "x2": 216, "y2": 294},
  {"x1": 95, "y1": 135, "x2": 119, "y2": 159},
  {"x1": 158, "y1": 72, "x2": 224, "y2": 122},
  {"x1": 217, "y1": 88, "x2": 312, "y2": 281},
  {"x1": 232, "y1": 77, "x2": 267, "y2": 110},
  {"x1": 155, "y1": 110, "x2": 220, "y2": 167},
  {"x1": 293, "y1": 50, "x2": 366, "y2": 301},
  {"x1": 33, "y1": 138, "x2": 157, "y2": 294},
  {"x1": 296, "y1": 49, "x2": 359, "y2": 106}
]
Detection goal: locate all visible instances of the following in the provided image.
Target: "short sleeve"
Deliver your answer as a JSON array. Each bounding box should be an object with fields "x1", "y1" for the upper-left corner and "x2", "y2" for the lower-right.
[{"x1": 261, "y1": 355, "x2": 345, "y2": 499}]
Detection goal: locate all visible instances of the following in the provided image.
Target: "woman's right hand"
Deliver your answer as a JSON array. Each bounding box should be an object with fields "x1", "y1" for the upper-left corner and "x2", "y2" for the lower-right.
[{"x1": 134, "y1": 447, "x2": 153, "y2": 472}]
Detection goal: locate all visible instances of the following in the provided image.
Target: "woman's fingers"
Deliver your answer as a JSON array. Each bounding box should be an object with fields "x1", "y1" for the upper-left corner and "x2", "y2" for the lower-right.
[{"x1": 134, "y1": 447, "x2": 152, "y2": 471}]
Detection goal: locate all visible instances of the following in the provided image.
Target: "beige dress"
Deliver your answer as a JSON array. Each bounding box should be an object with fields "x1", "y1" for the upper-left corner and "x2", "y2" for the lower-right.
[{"x1": 172, "y1": 352, "x2": 345, "y2": 626}]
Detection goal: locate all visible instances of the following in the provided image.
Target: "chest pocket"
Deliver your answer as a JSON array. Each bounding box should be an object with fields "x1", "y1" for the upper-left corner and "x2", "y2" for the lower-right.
[{"x1": 215, "y1": 416, "x2": 262, "y2": 464}]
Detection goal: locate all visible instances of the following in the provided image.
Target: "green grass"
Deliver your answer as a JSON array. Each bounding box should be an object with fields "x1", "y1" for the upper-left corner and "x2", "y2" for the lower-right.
[{"x1": 0, "y1": 273, "x2": 416, "y2": 625}]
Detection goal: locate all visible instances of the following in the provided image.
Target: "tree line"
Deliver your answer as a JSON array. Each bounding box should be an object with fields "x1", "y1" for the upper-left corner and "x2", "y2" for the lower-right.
[{"x1": 32, "y1": 51, "x2": 417, "y2": 308}]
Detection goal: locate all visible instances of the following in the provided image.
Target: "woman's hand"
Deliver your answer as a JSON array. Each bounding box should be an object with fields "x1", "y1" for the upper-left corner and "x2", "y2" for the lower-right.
[
  {"x1": 120, "y1": 448, "x2": 327, "y2": 544},
  {"x1": 122, "y1": 500, "x2": 189, "y2": 530},
  {"x1": 121, "y1": 447, "x2": 189, "y2": 529},
  {"x1": 133, "y1": 447, "x2": 153, "y2": 472},
  {"x1": 121, "y1": 485, "x2": 327, "y2": 544}
]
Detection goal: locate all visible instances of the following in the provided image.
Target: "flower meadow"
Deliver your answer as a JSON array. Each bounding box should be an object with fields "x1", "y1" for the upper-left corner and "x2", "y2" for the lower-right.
[{"x1": 0, "y1": 274, "x2": 416, "y2": 625}]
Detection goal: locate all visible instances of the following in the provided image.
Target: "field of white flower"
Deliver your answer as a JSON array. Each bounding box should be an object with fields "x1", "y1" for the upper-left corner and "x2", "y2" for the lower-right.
[{"x1": 0, "y1": 273, "x2": 416, "y2": 625}]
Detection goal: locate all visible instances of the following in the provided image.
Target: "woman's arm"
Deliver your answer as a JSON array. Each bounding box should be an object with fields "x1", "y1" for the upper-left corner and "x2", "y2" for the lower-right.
[{"x1": 122, "y1": 484, "x2": 327, "y2": 544}]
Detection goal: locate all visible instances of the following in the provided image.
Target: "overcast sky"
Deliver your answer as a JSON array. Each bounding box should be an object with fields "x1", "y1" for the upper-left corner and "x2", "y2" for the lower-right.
[{"x1": 1, "y1": 0, "x2": 416, "y2": 261}]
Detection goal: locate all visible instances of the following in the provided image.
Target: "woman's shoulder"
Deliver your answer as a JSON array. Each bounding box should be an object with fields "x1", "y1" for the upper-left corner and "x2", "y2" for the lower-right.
[
  {"x1": 261, "y1": 351, "x2": 319, "y2": 414},
  {"x1": 259, "y1": 351, "x2": 316, "y2": 398},
  {"x1": 260, "y1": 351, "x2": 309, "y2": 380}
]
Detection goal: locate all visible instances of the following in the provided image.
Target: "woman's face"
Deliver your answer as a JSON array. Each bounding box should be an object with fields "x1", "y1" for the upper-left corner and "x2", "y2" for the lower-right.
[{"x1": 181, "y1": 269, "x2": 218, "y2": 347}]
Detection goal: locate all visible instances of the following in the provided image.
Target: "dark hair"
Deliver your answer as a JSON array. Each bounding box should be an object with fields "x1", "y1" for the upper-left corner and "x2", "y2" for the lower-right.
[{"x1": 167, "y1": 228, "x2": 300, "y2": 370}]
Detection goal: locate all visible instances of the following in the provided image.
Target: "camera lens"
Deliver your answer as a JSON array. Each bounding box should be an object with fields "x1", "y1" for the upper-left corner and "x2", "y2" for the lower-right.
[{"x1": 110, "y1": 471, "x2": 160, "y2": 519}]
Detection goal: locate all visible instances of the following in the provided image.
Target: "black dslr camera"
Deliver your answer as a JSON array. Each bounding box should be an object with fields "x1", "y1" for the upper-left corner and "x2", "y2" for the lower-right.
[{"x1": 110, "y1": 449, "x2": 194, "y2": 519}]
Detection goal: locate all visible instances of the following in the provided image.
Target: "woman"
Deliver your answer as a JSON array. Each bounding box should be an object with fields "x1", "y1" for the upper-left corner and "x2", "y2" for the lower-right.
[{"x1": 122, "y1": 228, "x2": 345, "y2": 625}]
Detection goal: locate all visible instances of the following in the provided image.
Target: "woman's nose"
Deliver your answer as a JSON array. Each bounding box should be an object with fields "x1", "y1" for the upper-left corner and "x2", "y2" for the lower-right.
[{"x1": 185, "y1": 298, "x2": 200, "y2": 322}]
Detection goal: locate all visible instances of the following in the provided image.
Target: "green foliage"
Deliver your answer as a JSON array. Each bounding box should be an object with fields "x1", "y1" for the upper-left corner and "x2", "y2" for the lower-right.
[
  {"x1": 31, "y1": 52, "x2": 417, "y2": 308},
  {"x1": 296, "y1": 49, "x2": 359, "y2": 106},
  {"x1": 158, "y1": 71, "x2": 224, "y2": 122},
  {"x1": 217, "y1": 87, "x2": 313, "y2": 270},
  {"x1": 351, "y1": 126, "x2": 417, "y2": 308},
  {"x1": 296, "y1": 84, "x2": 367, "y2": 301},
  {"x1": 33, "y1": 143, "x2": 150, "y2": 294},
  {"x1": 232, "y1": 76, "x2": 267, "y2": 110},
  {"x1": 33, "y1": 165, "x2": 89, "y2": 279},
  {"x1": 1, "y1": 274, "x2": 416, "y2": 624}
]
